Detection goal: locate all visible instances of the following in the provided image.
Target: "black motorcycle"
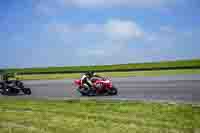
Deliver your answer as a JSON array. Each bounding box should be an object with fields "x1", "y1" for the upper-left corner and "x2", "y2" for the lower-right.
[{"x1": 0, "y1": 80, "x2": 31, "y2": 95}]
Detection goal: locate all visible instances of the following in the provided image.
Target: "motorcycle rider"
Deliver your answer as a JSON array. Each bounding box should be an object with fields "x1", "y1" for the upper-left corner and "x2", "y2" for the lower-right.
[
  {"x1": 80, "y1": 71, "x2": 103, "y2": 91},
  {"x1": 0, "y1": 74, "x2": 9, "y2": 93}
]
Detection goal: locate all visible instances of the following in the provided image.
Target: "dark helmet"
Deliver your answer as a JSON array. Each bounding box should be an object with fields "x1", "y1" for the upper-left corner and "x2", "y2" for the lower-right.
[{"x1": 85, "y1": 71, "x2": 94, "y2": 77}]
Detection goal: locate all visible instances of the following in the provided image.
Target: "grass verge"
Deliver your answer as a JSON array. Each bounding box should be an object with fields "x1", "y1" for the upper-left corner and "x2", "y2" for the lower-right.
[
  {"x1": 2, "y1": 59, "x2": 200, "y2": 74},
  {"x1": 0, "y1": 98, "x2": 198, "y2": 133},
  {"x1": 15, "y1": 69, "x2": 200, "y2": 80}
]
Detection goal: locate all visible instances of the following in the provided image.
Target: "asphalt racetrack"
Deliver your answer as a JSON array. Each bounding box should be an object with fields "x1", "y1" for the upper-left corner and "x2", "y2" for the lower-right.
[{"x1": 1, "y1": 75, "x2": 200, "y2": 104}]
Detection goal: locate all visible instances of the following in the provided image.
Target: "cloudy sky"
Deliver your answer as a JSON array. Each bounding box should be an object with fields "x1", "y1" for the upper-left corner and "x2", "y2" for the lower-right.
[{"x1": 0, "y1": 0, "x2": 200, "y2": 68}]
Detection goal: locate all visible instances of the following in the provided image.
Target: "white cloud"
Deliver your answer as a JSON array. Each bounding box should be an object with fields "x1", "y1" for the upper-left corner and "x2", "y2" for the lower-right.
[
  {"x1": 45, "y1": 18, "x2": 198, "y2": 66},
  {"x1": 46, "y1": 19, "x2": 144, "y2": 59},
  {"x1": 104, "y1": 19, "x2": 143, "y2": 40},
  {"x1": 48, "y1": 19, "x2": 143, "y2": 42}
]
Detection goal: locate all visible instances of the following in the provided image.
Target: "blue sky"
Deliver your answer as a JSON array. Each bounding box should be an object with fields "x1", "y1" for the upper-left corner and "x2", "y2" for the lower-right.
[{"x1": 0, "y1": 0, "x2": 200, "y2": 68}]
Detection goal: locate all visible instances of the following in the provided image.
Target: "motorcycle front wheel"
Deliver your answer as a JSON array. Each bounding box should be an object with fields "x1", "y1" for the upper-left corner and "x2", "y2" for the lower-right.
[
  {"x1": 22, "y1": 88, "x2": 32, "y2": 95},
  {"x1": 109, "y1": 87, "x2": 118, "y2": 95}
]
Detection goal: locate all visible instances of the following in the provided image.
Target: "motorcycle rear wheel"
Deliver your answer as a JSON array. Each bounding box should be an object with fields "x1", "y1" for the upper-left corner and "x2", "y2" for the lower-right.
[{"x1": 78, "y1": 87, "x2": 96, "y2": 96}]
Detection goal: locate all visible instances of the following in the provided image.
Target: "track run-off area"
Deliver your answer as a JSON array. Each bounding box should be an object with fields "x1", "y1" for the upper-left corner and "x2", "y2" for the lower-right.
[{"x1": 1, "y1": 75, "x2": 200, "y2": 104}]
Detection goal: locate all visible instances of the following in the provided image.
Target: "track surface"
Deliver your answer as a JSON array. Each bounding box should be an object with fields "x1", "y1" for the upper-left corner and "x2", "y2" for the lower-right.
[{"x1": 1, "y1": 75, "x2": 200, "y2": 103}]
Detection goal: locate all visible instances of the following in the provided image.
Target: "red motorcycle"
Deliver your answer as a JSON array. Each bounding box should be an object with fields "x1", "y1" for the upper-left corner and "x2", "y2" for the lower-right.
[{"x1": 74, "y1": 78, "x2": 118, "y2": 96}]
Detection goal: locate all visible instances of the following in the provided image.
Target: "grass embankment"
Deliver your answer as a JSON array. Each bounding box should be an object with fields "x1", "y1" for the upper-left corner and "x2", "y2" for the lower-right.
[
  {"x1": 0, "y1": 98, "x2": 198, "y2": 133},
  {"x1": 16, "y1": 69, "x2": 200, "y2": 80},
  {"x1": 2, "y1": 59, "x2": 200, "y2": 74}
]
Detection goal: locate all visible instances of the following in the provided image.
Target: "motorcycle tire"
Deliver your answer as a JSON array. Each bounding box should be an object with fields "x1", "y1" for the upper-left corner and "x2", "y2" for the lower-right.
[
  {"x1": 1, "y1": 89, "x2": 8, "y2": 95},
  {"x1": 23, "y1": 88, "x2": 31, "y2": 95},
  {"x1": 0, "y1": 83, "x2": 3, "y2": 93},
  {"x1": 78, "y1": 89, "x2": 88, "y2": 96},
  {"x1": 87, "y1": 89, "x2": 97, "y2": 96},
  {"x1": 0, "y1": 83, "x2": 3, "y2": 89},
  {"x1": 109, "y1": 87, "x2": 118, "y2": 95},
  {"x1": 79, "y1": 88, "x2": 96, "y2": 96},
  {"x1": 0, "y1": 83, "x2": 7, "y2": 95}
]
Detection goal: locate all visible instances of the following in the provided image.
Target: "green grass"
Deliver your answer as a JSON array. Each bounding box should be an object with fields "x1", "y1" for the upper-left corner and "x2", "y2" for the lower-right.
[
  {"x1": 0, "y1": 98, "x2": 199, "y2": 133},
  {"x1": 15, "y1": 69, "x2": 200, "y2": 80},
  {"x1": 105, "y1": 69, "x2": 200, "y2": 77},
  {"x1": 1, "y1": 59, "x2": 200, "y2": 75},
  {"x1": 16, "y1": 73, "x2": 81, "y2": 80}
]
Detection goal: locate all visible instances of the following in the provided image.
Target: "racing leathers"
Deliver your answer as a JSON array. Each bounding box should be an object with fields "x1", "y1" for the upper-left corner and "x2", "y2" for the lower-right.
[{"x1": 80, "y1": 72, "x2": 102, "y2": 90}]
